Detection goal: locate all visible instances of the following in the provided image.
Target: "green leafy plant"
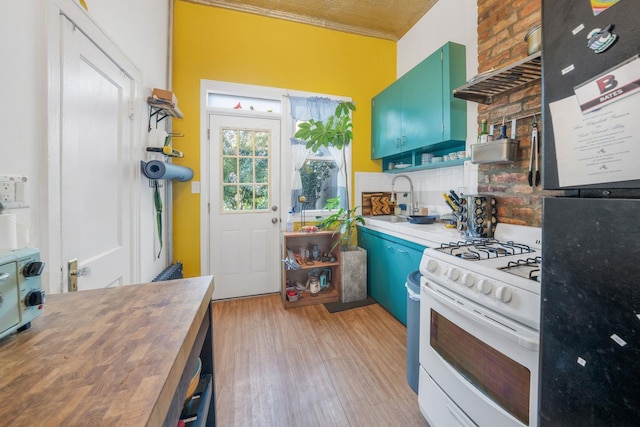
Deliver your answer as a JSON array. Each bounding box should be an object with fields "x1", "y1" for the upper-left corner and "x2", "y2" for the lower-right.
[
  {"x1": 317, "y1": 196, "x2": 365, "y2": 252},
  {"x1": 295, "y1": 101, "x2": 363, "y2": 251},
  {"x1": 294, "y1": 101, "x2": 356, "y2": 211}
]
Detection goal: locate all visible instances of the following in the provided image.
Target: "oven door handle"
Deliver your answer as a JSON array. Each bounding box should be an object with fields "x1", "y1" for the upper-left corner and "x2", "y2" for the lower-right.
[
  {"x1": 447, "y1": 405, "x2": 476, "y2": 427},
  {"x1": 0, "y1": 272, "x2": 9, "y2": 282},
  {"x1": 424, "y1": 284, "x2": 539, "y2": 351}
]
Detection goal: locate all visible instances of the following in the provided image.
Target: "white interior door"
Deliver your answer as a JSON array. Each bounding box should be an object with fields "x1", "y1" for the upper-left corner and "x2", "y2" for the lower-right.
[
  {"x1": 60, "y1": 16, "x2": 133, "y2": 291},
  {"x1": 209, "y1": 114, "x2": 281, "y2": 300}
]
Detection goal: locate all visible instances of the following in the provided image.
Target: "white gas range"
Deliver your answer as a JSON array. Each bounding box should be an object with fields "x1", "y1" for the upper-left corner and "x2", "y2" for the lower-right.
[{"x1": 418, "y1": 223, "x2": 542, "y2": 427}]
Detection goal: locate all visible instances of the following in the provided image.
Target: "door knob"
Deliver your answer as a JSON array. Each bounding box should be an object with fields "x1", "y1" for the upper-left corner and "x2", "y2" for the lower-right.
[
  {"x1": 272, "y1": 217, "x2": 279, "y2": 224},
  {"x1": 68, "y1": 259, "x2": 91, "y2": 292}
]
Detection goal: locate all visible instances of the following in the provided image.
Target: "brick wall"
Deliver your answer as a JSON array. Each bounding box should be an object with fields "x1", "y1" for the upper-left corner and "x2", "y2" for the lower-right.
[{"x1": 476, "y1": 0, "x2": 553, "y2": 227}]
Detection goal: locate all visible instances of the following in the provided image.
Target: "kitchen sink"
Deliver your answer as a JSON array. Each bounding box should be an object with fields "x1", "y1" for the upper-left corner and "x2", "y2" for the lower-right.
[{"x1": 368, "y1": 215, "x2": 409, "y2": 223}]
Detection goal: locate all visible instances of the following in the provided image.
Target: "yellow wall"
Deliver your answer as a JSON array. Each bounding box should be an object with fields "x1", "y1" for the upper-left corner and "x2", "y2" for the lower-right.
[{"x1": 172, "y1": 1, "x2": 396, "y2": 277}]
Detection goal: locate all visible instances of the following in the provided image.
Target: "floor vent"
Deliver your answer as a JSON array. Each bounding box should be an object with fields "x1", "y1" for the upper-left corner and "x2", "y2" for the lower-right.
[{"x1": 152, "y1": 262, "x2": 184, "y2": 282}]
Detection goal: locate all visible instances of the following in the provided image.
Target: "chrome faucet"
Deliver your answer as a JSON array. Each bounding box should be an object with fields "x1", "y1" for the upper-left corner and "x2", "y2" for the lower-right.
[{"x1": 391, "y1": 174, "x2": 417, "y2": 215}]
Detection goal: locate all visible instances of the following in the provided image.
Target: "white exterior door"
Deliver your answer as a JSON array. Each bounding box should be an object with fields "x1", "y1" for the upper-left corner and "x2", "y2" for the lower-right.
[
  {"x1": 60, "y1": 16, "x2": 134, "y2": 291},
  {"x1": 208, "y1": 114, "x2": 281, "y2": 300}
]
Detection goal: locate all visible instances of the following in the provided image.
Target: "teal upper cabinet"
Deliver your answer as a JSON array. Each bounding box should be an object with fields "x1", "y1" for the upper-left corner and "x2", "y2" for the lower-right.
[{"x1": 371, "y1": 42, "x2": 467, "y2": 160}]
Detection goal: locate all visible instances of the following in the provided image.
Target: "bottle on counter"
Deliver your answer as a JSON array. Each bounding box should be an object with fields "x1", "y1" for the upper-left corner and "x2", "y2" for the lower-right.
[
  {"x1": 478, "y1": 119, "x2": 489, "y2": 144},
  {"x1": 286, "y1": 208, "x2": 294, "y2": 231}
]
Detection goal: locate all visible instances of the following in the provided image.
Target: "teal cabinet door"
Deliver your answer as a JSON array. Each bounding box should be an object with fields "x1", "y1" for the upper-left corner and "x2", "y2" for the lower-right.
[
  {"x1": 370, "y1": 42, "x2": 467, "y2": 163},
  {"x1": 401, "y1": 52, "x2": 443, "y2": 151},
  {"x1": 371, "y1": 83, "x2": 402, "y2": 159},
  {"x1": 357, "y1": 227, "x2": 426, "y2": 326},
  {"x1": 387, "y1": 242, "x2": 425, "y2": 325},
  {"x1": 358, "y1": 227, "x2": 389, "y2": 306}
]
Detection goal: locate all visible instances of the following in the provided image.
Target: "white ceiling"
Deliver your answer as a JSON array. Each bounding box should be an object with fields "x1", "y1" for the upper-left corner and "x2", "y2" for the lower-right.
[{"x1": 181, "y1": 0, "x2": 440, "y2": 41}]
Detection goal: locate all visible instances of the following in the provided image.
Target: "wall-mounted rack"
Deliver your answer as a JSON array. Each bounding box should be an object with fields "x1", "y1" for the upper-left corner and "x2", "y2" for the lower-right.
[
  {"x1": 453, "y1": 52, "x2": 541, "y2": 105},
  {"x1": 147, "y1": 97, "x2": 183, "y2": 131}
]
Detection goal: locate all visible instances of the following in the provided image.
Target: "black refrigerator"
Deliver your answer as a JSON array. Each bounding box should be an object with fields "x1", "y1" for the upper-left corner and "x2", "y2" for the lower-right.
[{"x1": 540, "y1": 1, "x2": 640, "y2": 426}]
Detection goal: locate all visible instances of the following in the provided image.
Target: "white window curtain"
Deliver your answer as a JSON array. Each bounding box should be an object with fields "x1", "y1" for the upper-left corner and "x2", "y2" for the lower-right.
[
  {"x1": 288, "y1": 96, "x2": 340, "y2": 212},
  {"x1": 289, "y1": 137, "x2": 310, "y2": 213}
]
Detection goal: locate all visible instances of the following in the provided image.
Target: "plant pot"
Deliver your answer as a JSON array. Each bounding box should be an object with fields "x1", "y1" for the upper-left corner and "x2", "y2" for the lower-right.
[{"x1": 340, "y1": 246, "x2": 367, "y2": 303}]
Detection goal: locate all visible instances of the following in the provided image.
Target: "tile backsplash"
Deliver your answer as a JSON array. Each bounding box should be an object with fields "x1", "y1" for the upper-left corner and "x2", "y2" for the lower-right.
[{"x1": 355, "y1": 162, "x2": 478, "y2": 216}]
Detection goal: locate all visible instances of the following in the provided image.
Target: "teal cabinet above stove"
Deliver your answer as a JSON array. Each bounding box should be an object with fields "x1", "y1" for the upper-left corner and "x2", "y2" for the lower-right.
[{"x1": 371, "y1": 42, "x2": 467, "y2": 161}]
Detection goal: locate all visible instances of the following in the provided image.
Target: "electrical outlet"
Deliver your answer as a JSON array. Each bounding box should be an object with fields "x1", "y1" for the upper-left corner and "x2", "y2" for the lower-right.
[{"x1": 0, "y1": 181, "x2": 14, "y2": 202}]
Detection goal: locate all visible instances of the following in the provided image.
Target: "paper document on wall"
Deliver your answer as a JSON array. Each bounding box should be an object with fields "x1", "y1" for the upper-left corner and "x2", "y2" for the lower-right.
[{"x1": 549, "y1": 94, "x2": 640, "y2": 187}]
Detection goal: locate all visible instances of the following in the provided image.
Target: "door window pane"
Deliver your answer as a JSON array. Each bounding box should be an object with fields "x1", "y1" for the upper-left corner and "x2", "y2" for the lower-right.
[{"x1": 219, "y1": 127, "x2": 271, "y2": 212}]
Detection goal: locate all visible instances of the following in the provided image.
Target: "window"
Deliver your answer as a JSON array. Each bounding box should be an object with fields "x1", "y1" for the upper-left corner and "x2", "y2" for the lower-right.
[
  {"x1": 220, "y1": 127, "x2": 271, "y2": 212},
  {"x1": 207, "y1": 93, "x2": 281, "y2": 113},
  {"x1": 289, "y1": 96, "x2": 350, "y2": 215}
]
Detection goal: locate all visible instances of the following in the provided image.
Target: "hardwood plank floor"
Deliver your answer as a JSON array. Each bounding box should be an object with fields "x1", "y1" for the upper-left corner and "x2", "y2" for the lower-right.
[{"x1": 212, "y1": 294, "x2": 429, "y2": 427}]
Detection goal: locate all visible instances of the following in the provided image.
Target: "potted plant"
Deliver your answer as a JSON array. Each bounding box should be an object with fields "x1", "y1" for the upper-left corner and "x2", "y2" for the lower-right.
[{"x1": 295, "y1": 101, "x2": 368, "y2": 303}]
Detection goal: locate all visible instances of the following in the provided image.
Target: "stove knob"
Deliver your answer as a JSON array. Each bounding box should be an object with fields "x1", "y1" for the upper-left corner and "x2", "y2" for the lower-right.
[
  {"x1": 425, "y1": 259, "x2": 438, "y2": 273},
  {"x1": 25, "y1": 290, "x2": 45, "y2": 307},
  {"x1": 461, "y1": 273, "x2": 475, "y2": 287},
  {"x1": 447, "y1": 268, "x2": 460, "y2": 281},
  {"x1": 495, "y1": 286, "x2": 512, "y2": 303},
  {"x1": 477, "y1": 279, "x2": 493, "y2": 295}
]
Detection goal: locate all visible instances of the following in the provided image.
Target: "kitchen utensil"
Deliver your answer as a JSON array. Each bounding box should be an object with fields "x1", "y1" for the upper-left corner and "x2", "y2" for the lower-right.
[
  {"x1": 449, "y1": 190, "x2": 461, "y2": 206},
  {"x1": 525, "y1": 25, "x2": 542, "y2": 55},
  {"x1": 407, "y1": 215, "x2": 437, "y2": 224},
  {"x1": 498, "y1": 117, "x2": 508, "y2": 139},
  {"x1": 443, "y1": 193, "x2": 459, "y2": 212},
  {"x1": 528, "y1": 115, "x2": 540, "y2": 186}
]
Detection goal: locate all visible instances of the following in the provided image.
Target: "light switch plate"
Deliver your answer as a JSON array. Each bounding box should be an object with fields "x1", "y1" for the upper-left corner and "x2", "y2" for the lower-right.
[{"x1": 191, "y1": 181, "x2": 200, "y2": 194}]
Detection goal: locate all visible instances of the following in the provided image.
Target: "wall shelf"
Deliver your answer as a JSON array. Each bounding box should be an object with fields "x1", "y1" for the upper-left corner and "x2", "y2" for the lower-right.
[
  {"x1": 147, "y1": 97, "x2": 183, "y2": 131},
  {"x1": 453, "y1": 52, "x2": 541, "y2": 105},
  {"x1": 383, "y1": 158, "x2": 469, "y2": 173}
]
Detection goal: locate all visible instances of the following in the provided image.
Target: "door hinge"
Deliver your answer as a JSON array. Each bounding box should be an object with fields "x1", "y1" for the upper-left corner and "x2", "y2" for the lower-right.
[
  {"x1": 208, "y1": 202, "x2": 210, "y2": 214},
  {"x1": 129, "y1": 100, "x2": 135, "y2": 120},
  {"x1": 207, "y1": 129, "x2": 210, "y2": 140}
]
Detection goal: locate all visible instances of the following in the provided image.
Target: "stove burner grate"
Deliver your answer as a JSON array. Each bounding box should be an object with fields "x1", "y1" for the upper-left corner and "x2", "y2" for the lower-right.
[
  {"x1": 499, "y1": 256, "x2": 542, "y2": 282},
  {"x1": 437, "y1": 239, "x2": 535, "y2": 260}
]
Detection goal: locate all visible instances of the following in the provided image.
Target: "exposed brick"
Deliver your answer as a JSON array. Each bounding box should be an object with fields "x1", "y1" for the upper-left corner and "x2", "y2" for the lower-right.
[
  {"x1": 493, "y1": 172, "x2": 525, "y2": 184},
  {"x1": 519, "y1": 1, "x2": 542, "y2": 20},
  {"x1": 476, "y1": 0, "x2": 551, "y2": 227}
]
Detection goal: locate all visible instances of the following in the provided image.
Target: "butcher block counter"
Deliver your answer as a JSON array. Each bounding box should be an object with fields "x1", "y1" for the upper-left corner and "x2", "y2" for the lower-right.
[{"x1": 0, "y1": 276, "x2": 215, "y2": 427}]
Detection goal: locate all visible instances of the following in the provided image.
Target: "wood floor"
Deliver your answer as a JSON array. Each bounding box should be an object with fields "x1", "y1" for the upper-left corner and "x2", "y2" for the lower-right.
[{"x1": 212, "y1": 294, "x2": 429, "y2": 427}]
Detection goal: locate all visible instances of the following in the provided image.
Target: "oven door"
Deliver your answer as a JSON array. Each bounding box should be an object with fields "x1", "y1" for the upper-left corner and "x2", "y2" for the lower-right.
[{"x1": 419, "y1": 277, "x2": 539, "y2": 427}]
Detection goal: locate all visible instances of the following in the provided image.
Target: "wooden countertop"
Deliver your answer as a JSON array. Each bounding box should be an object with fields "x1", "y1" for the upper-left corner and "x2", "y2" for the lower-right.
[{"x1": 0, "y1": 276, "x2": 214, "y2": 426}]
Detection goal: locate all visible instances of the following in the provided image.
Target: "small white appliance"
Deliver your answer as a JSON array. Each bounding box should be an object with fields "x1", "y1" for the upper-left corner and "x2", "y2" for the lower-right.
[{"x1": 0, "y1": 248, "x2": 45, "y2": 341}]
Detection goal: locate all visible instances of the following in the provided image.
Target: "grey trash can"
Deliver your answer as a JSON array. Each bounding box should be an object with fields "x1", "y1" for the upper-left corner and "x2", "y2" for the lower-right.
[{"x1": 406, "y1": 270, "x2": 422, "y2": 393}]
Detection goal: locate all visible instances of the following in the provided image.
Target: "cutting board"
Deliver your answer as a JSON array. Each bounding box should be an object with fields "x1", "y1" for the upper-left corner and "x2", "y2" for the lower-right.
[{"x1": 362, "y1": 192, "x2": 393, "y2": 216}]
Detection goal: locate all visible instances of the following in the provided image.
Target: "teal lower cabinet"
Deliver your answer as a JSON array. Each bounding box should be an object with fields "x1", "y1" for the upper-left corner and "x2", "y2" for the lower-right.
[{"x1": 357, "y1": 226, "x2": 426, "y2": 325}]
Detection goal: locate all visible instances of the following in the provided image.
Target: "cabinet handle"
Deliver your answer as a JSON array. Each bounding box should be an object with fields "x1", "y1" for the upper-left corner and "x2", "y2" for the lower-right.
[
  {"x1": 401, "y1": 136, "x2": 407, "y2": 147},
  {"x1": 398, "y1": 249, "x2": 409, "y2": 255},
  {"x1": 394, "y1": 137, "x2": 401, "y2": 148},
  {"x1": 384, "y1": 244, "x2": 393, "y2": 250}
]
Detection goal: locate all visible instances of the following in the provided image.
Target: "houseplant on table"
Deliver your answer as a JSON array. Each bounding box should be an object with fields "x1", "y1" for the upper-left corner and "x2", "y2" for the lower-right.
[{"x1": 295, "y1": 101, "x2": 368, "y2": 303}]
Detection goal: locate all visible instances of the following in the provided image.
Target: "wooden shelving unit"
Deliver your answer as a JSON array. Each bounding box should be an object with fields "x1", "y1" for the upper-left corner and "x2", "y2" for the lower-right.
[
  {"x1": 453, "y1": 52, "x2": 541, "y2": 105},
  {"x1": 281, "y1": 231, "x2": 341, "y2": 309}
]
